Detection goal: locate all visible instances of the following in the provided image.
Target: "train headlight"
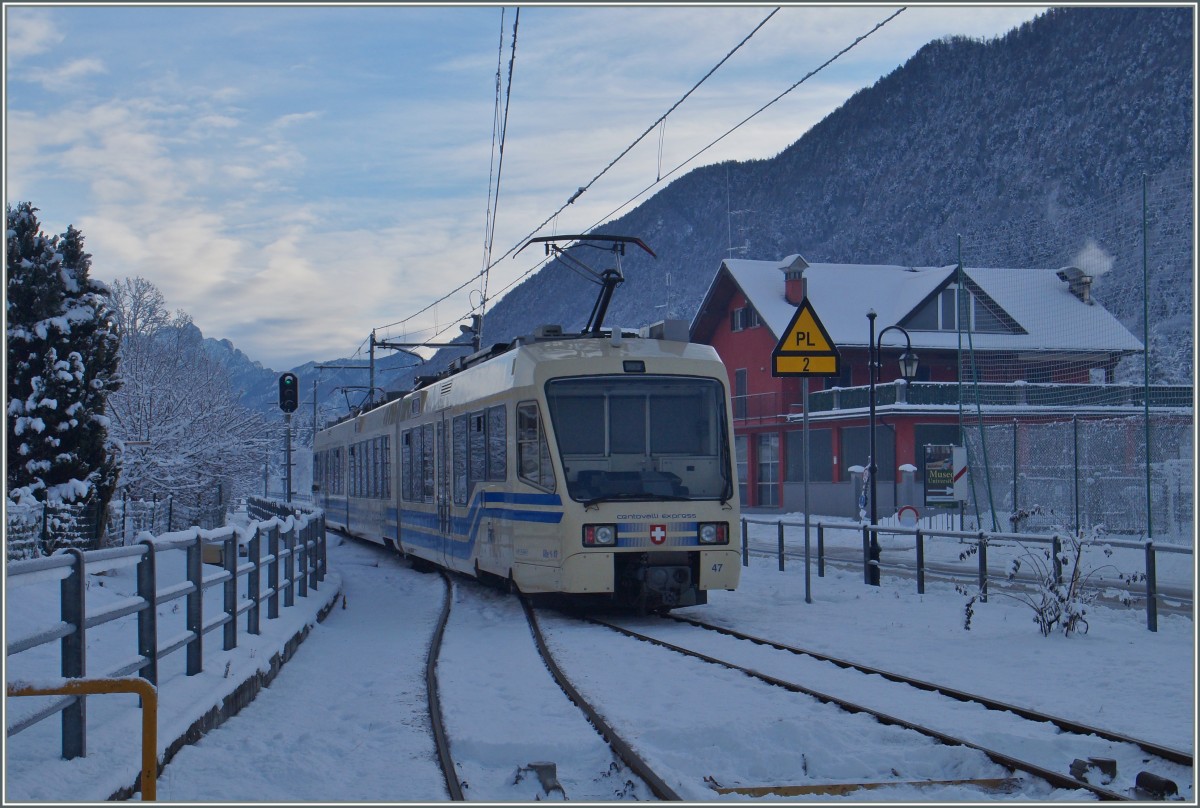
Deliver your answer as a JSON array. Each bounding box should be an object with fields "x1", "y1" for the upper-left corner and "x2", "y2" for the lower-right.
[
  {"x1": 698, "y1": 522, "x2": 728, "y2": 545},
  {"x1": 583, "y1": 524, "x2": 617, "y2": 547}
]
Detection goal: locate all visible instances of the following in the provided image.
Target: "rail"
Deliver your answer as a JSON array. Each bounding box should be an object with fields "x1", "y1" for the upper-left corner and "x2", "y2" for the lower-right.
[
  {"x1": 738, "y1": 516, "x2": 1189, "y2": 632},
  {"x1": 5, "y1": 509, "x2": 327, "y2": 761}
]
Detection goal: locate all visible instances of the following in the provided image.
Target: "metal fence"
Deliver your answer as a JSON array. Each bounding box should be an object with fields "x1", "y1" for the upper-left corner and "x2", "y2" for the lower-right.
[
  {"x1": 5, "y1": 505, "x2": 327, "y2": 760},
  {"x1": 738, "y1": 516, "x2": 1189, "y2": 632}
]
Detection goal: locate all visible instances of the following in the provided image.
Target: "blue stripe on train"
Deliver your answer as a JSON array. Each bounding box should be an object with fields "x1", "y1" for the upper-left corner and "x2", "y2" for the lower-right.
[{"x1": 399, "y1": 489, "x2": 564, "y2": 559}]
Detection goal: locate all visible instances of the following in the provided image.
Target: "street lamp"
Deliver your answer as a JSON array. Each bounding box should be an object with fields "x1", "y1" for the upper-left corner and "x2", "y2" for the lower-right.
[{"x1": 867, "y1": 309, "x2": 918, "y2": 586}]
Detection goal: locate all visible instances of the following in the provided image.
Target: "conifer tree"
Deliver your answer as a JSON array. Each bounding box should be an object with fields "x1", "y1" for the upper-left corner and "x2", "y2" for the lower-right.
[{"x1": 5, "y1": 203, "x2": 122, "y2": 510}]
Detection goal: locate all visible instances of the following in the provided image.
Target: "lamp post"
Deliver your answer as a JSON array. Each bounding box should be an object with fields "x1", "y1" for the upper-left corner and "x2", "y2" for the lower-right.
[{"x1": 867, "y1": 309, "x2": 919, "y2": 586}]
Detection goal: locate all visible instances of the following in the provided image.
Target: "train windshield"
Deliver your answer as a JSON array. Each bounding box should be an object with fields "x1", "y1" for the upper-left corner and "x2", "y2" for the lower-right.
[{"x1": 545, "y1": 375, "x2": 733, "y2": 503}]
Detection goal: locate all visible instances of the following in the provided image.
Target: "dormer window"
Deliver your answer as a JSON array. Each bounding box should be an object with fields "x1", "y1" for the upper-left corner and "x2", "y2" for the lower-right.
[
  {"x1": 730, "y1": 304, "x2": 761, "y2": 332},
  {"x1": 904, "y1": 285, "x2": 1022, "y2": 334}
]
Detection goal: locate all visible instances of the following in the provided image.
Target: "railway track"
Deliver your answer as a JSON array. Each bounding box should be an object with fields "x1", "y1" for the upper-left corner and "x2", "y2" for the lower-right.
[
  {"x1": 422, "y1": 573, "x2": 660, "y2": 801},
  {"x1": 581, "y1": 611, "x2": 1192, "y2": 801}
]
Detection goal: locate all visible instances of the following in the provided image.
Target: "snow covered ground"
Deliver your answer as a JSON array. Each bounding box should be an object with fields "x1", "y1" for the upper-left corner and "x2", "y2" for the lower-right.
[{"x1": 3, "y1": 517, "x2": 1194, "y2": 802}]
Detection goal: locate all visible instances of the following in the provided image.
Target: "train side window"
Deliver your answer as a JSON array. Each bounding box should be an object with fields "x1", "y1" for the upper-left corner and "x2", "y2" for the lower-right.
[
  {"x1": 373, "y1": 437, "x2": 382, "y2": 498},
  {"x1": 421, "y1": 422, "x2": 435, "y2": 502},
  {"x1": 469, "y1": 411, "x2": 486, "y2": 487},
  {"x1": 402, "y1": 429, "x2": 414, "y2": 502},
  {"x1": 517, "y1": 402, "x2": 554, "y2": 492},
  {"x1": 487, "y1": 404, "x2": 507, "y2": 481},
  {"x1": 382, "y1": 435, "x2": 391, "y2": 499},
  {"x1": 453, "y1": 414, "x2": 468, "y2": 505}
]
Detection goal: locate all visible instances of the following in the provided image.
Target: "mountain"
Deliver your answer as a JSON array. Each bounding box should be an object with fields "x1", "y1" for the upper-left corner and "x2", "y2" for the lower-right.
[{"x1": 223, "y1": 5, "x2": 1192, "y2": 423}]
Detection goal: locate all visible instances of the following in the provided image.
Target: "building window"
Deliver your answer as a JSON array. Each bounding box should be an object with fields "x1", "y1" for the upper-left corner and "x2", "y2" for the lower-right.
[
  {"x1": 733, "y1": 368, "x2": 748, "y2": 419},
  {"x1": 841, "y1": 425, "x2": 895, "y2": 482},
  {"x1": 907, "y1": 286, "x2": 1017, "y2": 334},
  {"x1": 730, "y1": 304, "x2": 761, "y2": 332},
  {"x1": 836, "y1": 362, "x2": 853, "y2": 389},
  {"x1": 785, "y1": 431, "x2": 803, "y2": 482},
  {"x1": 756, "y1": 433, "x2": 779, "y2": 506},
  {"x1": 735, "y1": 435, "x2": 748, "y2": 506}
]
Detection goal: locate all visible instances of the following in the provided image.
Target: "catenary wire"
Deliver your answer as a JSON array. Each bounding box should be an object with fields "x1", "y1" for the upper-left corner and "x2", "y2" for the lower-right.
[
  {"x1": 373, "y1": 7, "x2": 778, "y2": 335},
  {"x1": 479, "y1": 8, "x2": 520, "y2": 344},
  {"x1": 486, "y1": 7, "x2": 907, "y2": 303},
  {"x1": 374, "y1": 6, "x2": 906, "y2": 357}
]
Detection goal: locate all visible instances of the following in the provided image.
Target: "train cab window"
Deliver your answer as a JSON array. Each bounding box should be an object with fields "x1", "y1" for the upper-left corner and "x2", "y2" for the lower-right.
[
  {"x1": 517, "y1": 402, "x2": 554, "y2": 492},
  {"x1": 545, "y1": 376, "x2": 732, "y2": 503}
]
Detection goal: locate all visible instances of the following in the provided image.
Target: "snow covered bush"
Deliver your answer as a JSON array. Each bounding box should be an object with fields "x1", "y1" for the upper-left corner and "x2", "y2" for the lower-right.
[{"x1": 957, "y1": 521, "x2": 1129, "y2": 637}]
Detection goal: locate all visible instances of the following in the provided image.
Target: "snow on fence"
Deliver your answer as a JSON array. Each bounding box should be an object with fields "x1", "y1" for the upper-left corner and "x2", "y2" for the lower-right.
[
  {"x1": 738, "y1": 516, "x2": 1191, "y2": 632},
  {"x1": 4, "y1": 506, "x2": 327, "y2": 761}
]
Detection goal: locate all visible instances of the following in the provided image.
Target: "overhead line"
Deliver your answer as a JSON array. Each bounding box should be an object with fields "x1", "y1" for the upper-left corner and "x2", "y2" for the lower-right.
[
  {"x1": 374, "y1": 7, "x2": 778, "y2": 335},
  {"x1": 374, "y1": 6, "x2": 906, "y2": 347},
  {"x1": 484, "y1": 7, "x2": 908, "y2": 308},
  {"x1": 480, "y1": 8, "x2": 520, "y2": 344},
  {"x1": 488, "y1": 6, "x2": 781, "y2": 268},
  {"x1": 586, "y1": 7, "x2": 908, "y2": 230}
]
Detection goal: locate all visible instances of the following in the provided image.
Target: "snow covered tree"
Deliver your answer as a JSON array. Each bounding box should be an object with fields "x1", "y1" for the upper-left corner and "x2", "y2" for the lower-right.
[
  {"x1": 106, "y1": 276, "x2": 270, "y2": 504},
  {"x1": 6, "y1": 203, "x2": 122, "y2": 510}
]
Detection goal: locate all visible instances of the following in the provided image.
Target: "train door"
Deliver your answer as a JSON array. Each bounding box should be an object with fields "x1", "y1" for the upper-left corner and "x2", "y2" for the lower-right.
[{"x1": 436, "y1": 415, "x2": 452, "y2": 569}]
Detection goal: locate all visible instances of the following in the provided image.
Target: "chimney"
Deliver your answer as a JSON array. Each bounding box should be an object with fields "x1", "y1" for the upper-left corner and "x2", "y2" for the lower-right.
[
  {"x1": 782, "y1": 254, "x2": 809, "y2": 305},
  {"x1": 1056, "y1": 266, "x2": 1094, "y2": 305}
]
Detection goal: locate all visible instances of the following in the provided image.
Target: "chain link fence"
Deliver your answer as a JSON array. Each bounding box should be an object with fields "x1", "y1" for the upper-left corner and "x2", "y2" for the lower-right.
[
  {"x1": 954, "y1": 166, "x2": 1193, "y2": 543},
  {"x1": 6, "y1": 488, "x2": 231, "y2": 562}
]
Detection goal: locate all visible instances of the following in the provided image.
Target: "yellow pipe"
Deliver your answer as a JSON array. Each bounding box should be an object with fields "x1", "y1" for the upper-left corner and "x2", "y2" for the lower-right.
[{"x1": 8, "y1": 677, "x2": 158, "y2": 801}]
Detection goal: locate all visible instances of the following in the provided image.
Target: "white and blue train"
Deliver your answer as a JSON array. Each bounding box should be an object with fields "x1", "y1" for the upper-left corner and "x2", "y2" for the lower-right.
[
  {"x1": 315, "y1": 234, "x2": 741, "y2": 611},
  {"x1": 313, "y1": 316, "x2": 742, "y2": 611}
]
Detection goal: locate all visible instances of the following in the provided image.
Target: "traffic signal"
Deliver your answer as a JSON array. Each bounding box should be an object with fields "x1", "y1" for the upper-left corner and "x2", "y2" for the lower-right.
[{"x1": 278, "y1": 372, "x2": 299, "y2": 413}]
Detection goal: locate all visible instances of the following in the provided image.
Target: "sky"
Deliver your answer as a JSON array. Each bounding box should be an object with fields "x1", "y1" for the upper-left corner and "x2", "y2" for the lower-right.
[
  {"x1": 3, "y1": 3, "x2": 1051, "y2": 371},
  {"x1": 5, "y1": 513, "x2": 1193, "y2": 802}
]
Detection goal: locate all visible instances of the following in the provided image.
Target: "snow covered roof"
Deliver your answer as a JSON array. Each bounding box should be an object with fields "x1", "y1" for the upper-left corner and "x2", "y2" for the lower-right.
[{"x1": 692, "y1": 256, "x2": 1143, "y2": 354}]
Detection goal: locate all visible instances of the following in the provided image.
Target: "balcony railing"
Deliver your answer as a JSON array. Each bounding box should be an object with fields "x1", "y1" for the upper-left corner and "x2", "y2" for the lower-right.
[
  {"x1": 732, "y1": 391, "x2": 787, "y2": 424},
  {"x1": 806, "y1": 381, "x2": 1193, "y2": 414}
]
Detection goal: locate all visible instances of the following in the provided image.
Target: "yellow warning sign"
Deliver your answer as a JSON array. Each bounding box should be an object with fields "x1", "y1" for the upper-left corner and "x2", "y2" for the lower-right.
[{"x1": 772, "y1": 298, "x2": 841, "y2": 377}]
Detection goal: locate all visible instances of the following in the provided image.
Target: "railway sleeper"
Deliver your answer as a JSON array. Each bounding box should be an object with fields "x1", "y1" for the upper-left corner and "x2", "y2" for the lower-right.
[{"x1": 704, "y1": 775, "x2": 1024, "y2": 798}]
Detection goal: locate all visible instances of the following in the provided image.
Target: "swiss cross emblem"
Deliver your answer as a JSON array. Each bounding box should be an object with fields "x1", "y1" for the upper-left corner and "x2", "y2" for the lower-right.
[{"x1": 649, "y1": 524, "x2": 667, "y2": 545}]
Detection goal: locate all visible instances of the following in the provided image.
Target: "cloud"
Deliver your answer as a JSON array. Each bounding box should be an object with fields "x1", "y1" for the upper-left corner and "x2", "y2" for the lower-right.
[
  {"x1": 26, "y1": 57, "x2": 107, "y2": 91},
  {"x1": 5, "y1": 10, "x2": 64, "y2": 61}
]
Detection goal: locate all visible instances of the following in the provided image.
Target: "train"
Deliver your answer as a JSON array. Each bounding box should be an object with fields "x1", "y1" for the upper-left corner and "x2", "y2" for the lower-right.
[{"x1": 312, "y1": 236, "x2": 741, "y2": 611}]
